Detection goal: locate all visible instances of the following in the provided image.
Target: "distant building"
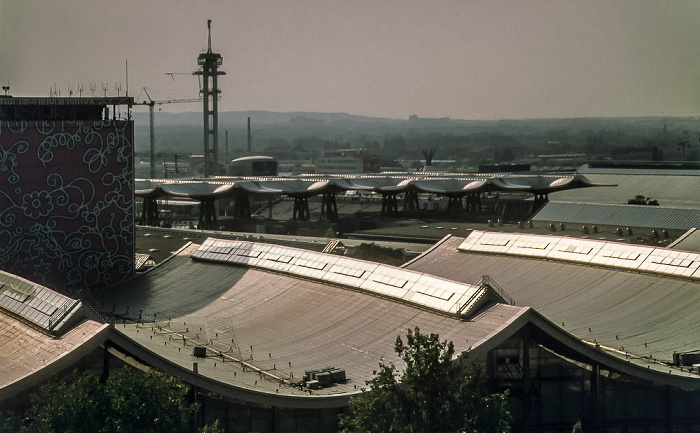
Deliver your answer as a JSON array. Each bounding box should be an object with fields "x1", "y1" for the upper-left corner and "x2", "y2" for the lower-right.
[
  {"x1": 478, "y1": 163, "x2": 531, "y2": 173},
  {"x1": 408, "y1": 114, "x2": 451, "y2": 127},
  {"x1": 0, "y1": 96, "x2": 134, "y2": 294},
  {"x1": 226, "y1": 155, "x2": 278, "y2": 176},
  {"x1": 314, "y1": 149, "x2": 380, "y2": 174}
]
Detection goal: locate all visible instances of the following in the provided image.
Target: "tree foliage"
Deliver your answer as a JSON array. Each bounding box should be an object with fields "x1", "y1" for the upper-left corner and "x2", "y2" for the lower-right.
[
  {"x1": 13, "y1": 367, "x2": 209, "y2": 433},
  {"x1": 339, "y1": 327, "x2": 511, "y2": 433}
]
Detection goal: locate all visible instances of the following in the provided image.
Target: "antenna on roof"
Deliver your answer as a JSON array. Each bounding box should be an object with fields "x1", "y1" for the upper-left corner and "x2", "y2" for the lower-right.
[
  {"x1": 125, "y1": 60, "x2": 129, "y2": 97},
  {"x1": 2, "y1": 76, "x2": 9, "y2": 96},
  {"x1": 207, "y1": 19, "x2": 212, "y2": 54}
]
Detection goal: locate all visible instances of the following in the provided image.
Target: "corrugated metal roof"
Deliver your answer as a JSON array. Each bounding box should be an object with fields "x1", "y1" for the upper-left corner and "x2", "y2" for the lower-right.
[
  {"x1": 578, "y1": 164, "x2": 700, "y2": 176},
  {"x1": 97, "y1": 254, "x2": 528, "y2": 402},
  {"x1": 405, "y1": 236, "x2": 700, "y2": 362},
  {"x1": 532, "y1": 202, "x2": 700, "y2": 230},
  {"x1": 0, "y1": 316, "x2": 108, "y2": 401}
]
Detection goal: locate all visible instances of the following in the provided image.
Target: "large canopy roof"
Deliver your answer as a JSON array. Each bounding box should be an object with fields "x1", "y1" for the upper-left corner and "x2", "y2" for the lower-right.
[{"x1": 135, "y1": 174, "x2": 609, "y2": 201}]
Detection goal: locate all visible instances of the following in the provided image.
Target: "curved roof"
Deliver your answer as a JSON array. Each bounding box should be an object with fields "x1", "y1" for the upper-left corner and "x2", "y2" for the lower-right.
[
  {"x1": 405, "y1": 234, "x2": 700, "y2": 364},
  {"x1": 0, "y1": 314, "x2": 109, "y2": 403},
  {"x1": 491, "y1": 174, "x2": 608, "y2": 193},
  {"x1": 134, "y1": 174, "x2": 611, "y2": 202},
  {"x1": 90, "y1": 237, "x2": 700, "y2": 408},
  {"x1": 0, "y1": 277, "x2": 110, "y2": 402},
  {"x1": 229, "y1": 155, "x2": 276, "y2": 163},
  {"x1": 4, "y1": 233, "x2": 700, "y2": 408},
  {"x1": 94, "y1": 250, "x2": 528, "y2": 407}
]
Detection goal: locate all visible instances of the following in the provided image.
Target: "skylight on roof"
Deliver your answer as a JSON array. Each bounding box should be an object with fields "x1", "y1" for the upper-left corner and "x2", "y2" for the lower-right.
[{"x1": 193, "y1": 238, "x2": 491, "y2": 317}]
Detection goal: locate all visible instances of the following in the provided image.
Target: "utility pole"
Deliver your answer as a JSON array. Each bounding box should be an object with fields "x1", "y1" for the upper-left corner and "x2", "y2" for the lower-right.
[
  {"x1": 247, "y1": 117, "x2": 252, "y2": 154},
  {"x1": 195, "y1": 20, "x2": 226, "y2": 177}
]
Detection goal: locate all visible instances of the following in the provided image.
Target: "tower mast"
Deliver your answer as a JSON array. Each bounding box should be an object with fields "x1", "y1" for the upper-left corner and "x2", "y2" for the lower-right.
[{"x1": 195, "y1": 20, "x2": 226, "y2": 177}]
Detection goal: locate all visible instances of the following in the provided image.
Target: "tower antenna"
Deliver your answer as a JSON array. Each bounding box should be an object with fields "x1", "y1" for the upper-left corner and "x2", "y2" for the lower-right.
[
  {"x1": 195, "y1": 19, "x2": 226, "y2": 176},
  {"x1": 207, "y1": 19, "x2": 212, "y2": 54}
]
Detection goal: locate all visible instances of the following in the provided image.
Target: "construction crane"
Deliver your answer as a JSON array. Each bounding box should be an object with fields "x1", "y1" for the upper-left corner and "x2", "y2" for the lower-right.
[{"x1": 134, "y1": 87, "x2": 202, "y2": 178}]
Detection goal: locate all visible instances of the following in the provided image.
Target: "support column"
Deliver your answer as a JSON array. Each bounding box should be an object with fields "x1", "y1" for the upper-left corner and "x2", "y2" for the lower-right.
[
  {"x1": 465, "y1": 193, "x2": 482, "y2": 214},
  {"x1": 402, "y1": 190, "x2": 419, "y2": 213},
  {"x1": 292, "y1": 197, "x2": 310, "y2": 221},
  {"x1": 381, "y1": 193, "x2": 399, "y2": 217},
  {"x1": 522, "y1": 330, "x2": 533, "y2": 432},
  {"x1": 447, "y1": 196, "x2": 463, "y2": 218},
  {"x1": 101, "y1": 343, "x2": 110, "y2": 382},
  {"x1": 591, "y1": 363, "x2": 601, "y2": 433},
  {"x1": 233, "y1": 194, "x2": 251, "y2": 219},
  {"x1": 141, "y1": 197, "x2": 160, "y2": 226},
  {"x1": 198, "y1": 201, "x2": 217, "y2": 230},
  {"x1": 319, "y1": 192, "x2": 338, "y2": 222},
  {"x1": 522, "y1": 330, "x2": 531, "y2": 396}
]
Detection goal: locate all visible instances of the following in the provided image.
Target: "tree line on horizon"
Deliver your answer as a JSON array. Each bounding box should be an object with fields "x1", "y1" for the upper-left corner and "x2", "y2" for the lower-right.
[{"x1": 133, "y1": 112, "x2": 700, "y2": 169}]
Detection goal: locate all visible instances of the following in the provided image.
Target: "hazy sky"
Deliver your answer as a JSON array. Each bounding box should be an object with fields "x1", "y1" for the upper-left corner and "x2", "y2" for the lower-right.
[{"x1": 2, "y1": 0, "x2": 699, "y2": 120}]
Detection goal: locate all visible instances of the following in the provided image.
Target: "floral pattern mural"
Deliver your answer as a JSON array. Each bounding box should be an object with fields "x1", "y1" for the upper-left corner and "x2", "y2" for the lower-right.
[{"x1": 0, "y1": 120, "x2": 134, "y2": 294}]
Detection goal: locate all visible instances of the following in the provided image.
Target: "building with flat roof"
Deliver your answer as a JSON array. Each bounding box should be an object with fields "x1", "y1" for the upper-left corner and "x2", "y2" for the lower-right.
[{"x1": 0, "y1": 96, "x2": 134, "y2": 294}]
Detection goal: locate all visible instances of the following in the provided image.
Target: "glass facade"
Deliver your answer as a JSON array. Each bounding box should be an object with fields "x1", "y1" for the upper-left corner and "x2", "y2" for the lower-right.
[{"x1": 488, "y1": 327, "x2": 700, "y2": 432}]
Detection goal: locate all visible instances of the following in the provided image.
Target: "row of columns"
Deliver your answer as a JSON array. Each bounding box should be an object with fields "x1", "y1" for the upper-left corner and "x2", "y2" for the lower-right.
[
  {"x1": 385, "y1": 192, "x2": 485, "y2": 218},
  {"x1": 141, "y1": 191, "x2": 543, "y2": 225}
]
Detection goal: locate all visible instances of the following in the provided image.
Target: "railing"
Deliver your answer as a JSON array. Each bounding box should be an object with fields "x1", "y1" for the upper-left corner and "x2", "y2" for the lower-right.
[
  {"x1": 481, "y1": 275, "x2": 515, "y2": 306},
  {"x1": 47, "y1": 299, "x2": 80, "y2": 332}
]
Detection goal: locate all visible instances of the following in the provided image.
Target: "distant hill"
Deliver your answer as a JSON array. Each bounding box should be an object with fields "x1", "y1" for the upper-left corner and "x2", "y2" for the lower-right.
[
  {"x1": 133, "y1": 110, "x2": 405, "y2": 128},
  {"x1": 131, "y1": 110, "x2": 700, "y2": 163}
]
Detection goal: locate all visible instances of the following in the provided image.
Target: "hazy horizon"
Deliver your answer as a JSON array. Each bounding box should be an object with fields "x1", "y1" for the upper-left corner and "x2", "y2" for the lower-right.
[{"x1": 3, "y1": 1, "x2": 699, "y2": 120}]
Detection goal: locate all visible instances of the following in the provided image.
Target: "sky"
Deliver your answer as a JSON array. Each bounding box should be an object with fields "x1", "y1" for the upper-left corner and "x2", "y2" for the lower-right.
[{"x1": 1, "y1": 0, "x2": 699, "y2": 120}]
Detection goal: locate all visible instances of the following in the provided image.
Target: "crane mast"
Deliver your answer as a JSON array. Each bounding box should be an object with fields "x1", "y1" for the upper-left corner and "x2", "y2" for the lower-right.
[{"x1": 134, "y1": 87, "x2": 201, "y2": 178}]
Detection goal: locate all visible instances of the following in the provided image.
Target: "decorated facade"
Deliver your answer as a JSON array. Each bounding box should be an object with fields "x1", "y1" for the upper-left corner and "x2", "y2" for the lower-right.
[{"x1": 0, "y1": 97, "x2": 134, "y2": 293}]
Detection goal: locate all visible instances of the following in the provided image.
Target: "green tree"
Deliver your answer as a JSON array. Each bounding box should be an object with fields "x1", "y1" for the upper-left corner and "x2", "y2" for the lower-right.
[
  {"x1": 572, "y1": 420, "x2": 583, "y2": 433},
  {"x1": 103, "y1": 368, "x2": 194, "y2": 433},
  {"x1": 23, "y1": 369, "x2": 108, "y2": 433},
  {"x1": 18, "y1": 367, "x2": 215, "y2": 433},
  {"x1": 339, "y1": 327, "x2": 511, "y2": 433},
  {"x1": 0, "y1": 412, "x2": 22, "y2": 433}
]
